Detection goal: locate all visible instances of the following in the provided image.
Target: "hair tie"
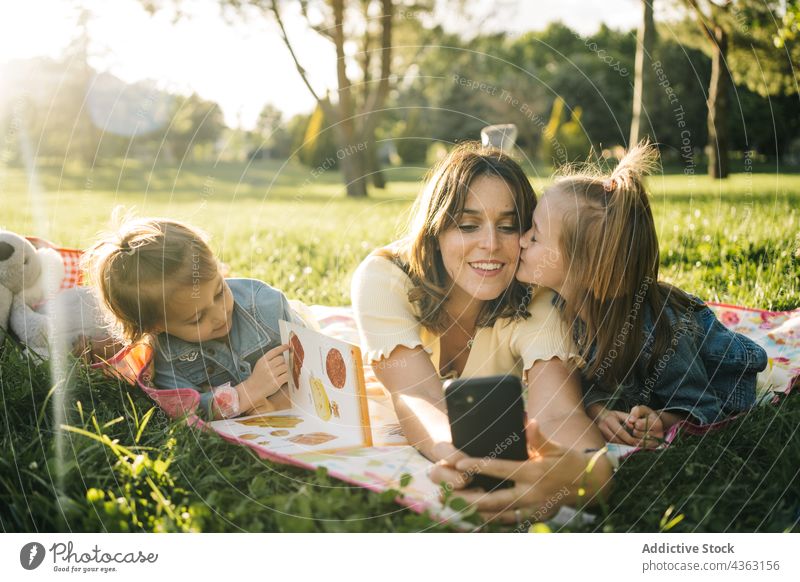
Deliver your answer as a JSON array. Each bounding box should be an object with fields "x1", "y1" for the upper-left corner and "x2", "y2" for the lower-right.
[
  {"x1": 117, "y1": 241, "x2": 135, "y2": 256},
  {"x1": 602, "y1": 178, "x2": 617, "y2": 192}
]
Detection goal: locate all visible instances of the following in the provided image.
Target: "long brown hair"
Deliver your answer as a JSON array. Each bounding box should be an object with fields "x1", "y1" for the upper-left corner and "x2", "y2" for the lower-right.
[
  {"x1": 83, "y1": 211, "x2": 219, "y2": 344},
  {"x1": 551, "y1": 141, "x2": 692, "y2": 391},
  {"x1": 380, "y1": 141, "x2": 535, "y2": 333}
]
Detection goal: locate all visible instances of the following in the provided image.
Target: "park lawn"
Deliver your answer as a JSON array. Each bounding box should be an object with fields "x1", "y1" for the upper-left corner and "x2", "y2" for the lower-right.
[{"x1": 1, "y1": 157, "x2": 799, "y2": 532}]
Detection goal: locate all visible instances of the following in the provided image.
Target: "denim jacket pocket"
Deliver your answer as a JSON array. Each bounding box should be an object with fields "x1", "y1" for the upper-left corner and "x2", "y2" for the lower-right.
[{"x1": 179, "y1": 355, "x2": 235, "y2": 389}]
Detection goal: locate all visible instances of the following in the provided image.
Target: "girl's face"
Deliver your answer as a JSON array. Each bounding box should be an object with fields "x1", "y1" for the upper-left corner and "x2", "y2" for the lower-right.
[
  {"x1": 518, "y1": 192, "x2": 567, "y2": 291},
  {"x1": 154, "y1": 271, "x2": 234, "y2": 343},
  {"x1": 437, "y1": 175, "x2": 522, "y2": 308}
]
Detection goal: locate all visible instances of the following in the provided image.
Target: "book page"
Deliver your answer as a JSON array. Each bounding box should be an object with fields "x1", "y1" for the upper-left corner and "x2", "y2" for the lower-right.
[{"x1": 210, "y1": 321, "x2": 378, "y2": 454}]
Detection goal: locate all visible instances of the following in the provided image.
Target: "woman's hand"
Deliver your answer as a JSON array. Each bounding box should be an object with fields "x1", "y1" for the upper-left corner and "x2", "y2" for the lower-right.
[
  {"x1": 435, "y1": 419, "x2": 613, "y2": 525},
  {"x1": 428, "y1": 442, "x2": 472, "y2": 491}
]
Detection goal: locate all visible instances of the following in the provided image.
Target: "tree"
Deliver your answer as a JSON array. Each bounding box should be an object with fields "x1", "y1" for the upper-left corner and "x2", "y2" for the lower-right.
[
  {"x1": 142, "y1": 0, "x2": 408, "y2": 197},
  {"x1": 730, "y1": 1, "x2": 800, "y2": 97},
  {"x1": 630, "y1": 1, "x2": 657, "y2": 145},
  {"x1": 777, "y1": 1, "x2": 799, "y2": 45},
  {"x1": 682, "y1": 0, "x2": 735, "y2": 178},
  {"x1": 254, "y1": 104, "x2": 283, "y2": 145},
  {"x1": 165, "y1": 93, "x2": 226, "y2": 161},
  {"x1": 268, "y1": 0, "x2": 396, "y2": 197},
  {"x1": 680, "y1": 0, "x2": 795, "y2": 178}
]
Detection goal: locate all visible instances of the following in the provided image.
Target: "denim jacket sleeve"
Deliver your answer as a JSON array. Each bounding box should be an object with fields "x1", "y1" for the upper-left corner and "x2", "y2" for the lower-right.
[
  {"x1": 252, "y1": 281, "x2": 302, "y2": 338},
  {"x1": 581, "y1": 339, "x2": 723, "y2": 425},
  {"x1": 641, "y1": 302, "x2": 765, "y2": 424},
  {"x1": 695, "y1": 305, "x2": 765, "y2": 412},
  {"x1": 640, "y1": 317, "x2": 725, "y2": 425}
]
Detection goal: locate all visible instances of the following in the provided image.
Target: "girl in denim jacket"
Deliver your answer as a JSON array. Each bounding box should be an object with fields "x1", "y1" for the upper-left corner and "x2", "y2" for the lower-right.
[
  {"x1": 85, "y1": 216, "x2": 304, "y2": 420},
  {"x1": 515, "y1": 141, "x2": 767, "y2": 448}
]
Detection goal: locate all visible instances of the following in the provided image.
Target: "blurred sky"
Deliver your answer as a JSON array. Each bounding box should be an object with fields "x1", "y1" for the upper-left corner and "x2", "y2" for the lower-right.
[{"x1": 0, "y1": 0, "x2": 649, "y2": 129}]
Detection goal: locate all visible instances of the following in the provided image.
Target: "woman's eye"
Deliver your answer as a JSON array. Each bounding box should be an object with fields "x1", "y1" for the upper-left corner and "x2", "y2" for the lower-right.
[
  {"x1": 457, "y1": 224, "x2": 479, "y2": 232},
  {"x1": 499, "y1": 224, "x2": 518, "y2": 233}
]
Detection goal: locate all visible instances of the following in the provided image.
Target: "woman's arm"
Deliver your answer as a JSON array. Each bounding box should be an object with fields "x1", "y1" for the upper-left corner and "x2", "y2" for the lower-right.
[
  {"x1": 526, "y1": 358, "x2": 605, "y2": 452},
  {"x1": 525, "y1": 357, "x2": 614, "y2": 504},
  {"x1": 371, "y1": 345, "x2": 452, "y2": 462},
  {"x1": 430, "y1": 358, "x2": 615, "y2": 524},
  {"x1": 351, "y1": 254, "x2": 457, "y2": 461}
]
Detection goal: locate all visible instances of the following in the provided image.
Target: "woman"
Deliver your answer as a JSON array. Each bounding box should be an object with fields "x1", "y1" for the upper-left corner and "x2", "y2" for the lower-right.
[{"x1": 351, "y1": 142, "x2": 613, "y2": 524}]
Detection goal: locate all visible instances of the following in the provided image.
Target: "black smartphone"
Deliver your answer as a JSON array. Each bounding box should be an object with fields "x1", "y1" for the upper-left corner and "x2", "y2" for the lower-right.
[{"x1": 444, "y1": 374, "x2": 528, "y2": 491}]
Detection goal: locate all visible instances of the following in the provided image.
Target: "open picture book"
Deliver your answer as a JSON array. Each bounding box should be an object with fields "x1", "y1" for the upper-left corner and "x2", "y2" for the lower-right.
[{"x1": 209, "y1": 320, "x2": 406, "y2": 454}]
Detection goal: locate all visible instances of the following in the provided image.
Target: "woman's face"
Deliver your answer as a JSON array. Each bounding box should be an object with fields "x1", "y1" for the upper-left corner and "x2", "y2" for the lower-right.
[
  {"x1": 518, "y1": 192, "x2": 567, "y2": 291},
  {"x1": 437, "y1": 175, "x2": 522, "y2": 307}
]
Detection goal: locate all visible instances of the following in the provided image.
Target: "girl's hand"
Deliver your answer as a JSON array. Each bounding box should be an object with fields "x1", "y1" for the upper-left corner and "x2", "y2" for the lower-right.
[
  {"x1": 238, "y1": 344, "x2": 289, "y2": 411},
  {"x1": 593, "y1": 407, "x2": 640, "y2": 446},
  {"x1": 440, "y1": 420, "x2": 613, "y2": 525},
  {"x1": 626, "y1": 405, "x2": 666, "y2": 448}
]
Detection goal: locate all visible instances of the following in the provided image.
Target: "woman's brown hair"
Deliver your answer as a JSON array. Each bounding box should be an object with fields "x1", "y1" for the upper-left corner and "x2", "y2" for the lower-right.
[
  {"x1": 381, "y1": 141, "x2": 535, "y2": 333},
  {"x1": 550, "y1": 141, "x2": 692, "y2": 391},
  {"x1": 83, "y1": 211, "x2": 219, "y2": 344}
]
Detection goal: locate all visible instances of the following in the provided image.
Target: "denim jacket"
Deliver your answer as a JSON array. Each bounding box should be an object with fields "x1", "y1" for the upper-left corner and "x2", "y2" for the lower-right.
[
  {"x1": 575, "y1": 295, "x2": 768, "y2": 425},
  {"x1": 152, "y1": 278, "x2": 304, "y2": 418}
]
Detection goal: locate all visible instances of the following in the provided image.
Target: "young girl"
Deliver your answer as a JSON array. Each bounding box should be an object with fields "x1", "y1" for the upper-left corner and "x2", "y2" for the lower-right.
[
  {"x1": 516, "y1": 142, "x2": 768, "y2": 447},
  {"x1": 85, "y1": 216, "x2": 305, "y2": 420}
]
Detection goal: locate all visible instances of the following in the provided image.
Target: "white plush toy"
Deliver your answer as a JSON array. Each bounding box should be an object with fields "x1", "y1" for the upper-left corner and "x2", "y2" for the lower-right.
[{"x1": 0, "y1": 230, "x2": 107, "y2": 358}]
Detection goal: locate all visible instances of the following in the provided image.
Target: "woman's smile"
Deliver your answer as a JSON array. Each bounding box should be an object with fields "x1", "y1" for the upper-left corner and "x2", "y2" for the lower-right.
[{"x1": 468, "y1": 260, "x2": 506, "y2": 277}]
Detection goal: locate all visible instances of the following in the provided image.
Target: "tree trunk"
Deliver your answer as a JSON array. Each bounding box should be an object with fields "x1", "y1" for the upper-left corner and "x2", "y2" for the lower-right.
[
  {"x1": 332, "y1": 0, "x2": 368, "y2": 197},
  {"x1": 630, "y1": 0, "x2": 656, "y2": 145},
  {"x1": 361, "y1": 0, "x2": 394, "y2": 191},
  {"x1": 706, "y1": 24, "x2": 730, "y2": 179},
  {"x1": 365, "y1": 136, "x2": 387, "y2": 188}
]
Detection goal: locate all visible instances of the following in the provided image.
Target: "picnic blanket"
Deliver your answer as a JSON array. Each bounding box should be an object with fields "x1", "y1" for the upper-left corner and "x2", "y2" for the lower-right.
[
  {"x1": 102, "y1": 302, "x2": 800, "y2": 526},
  {"x1": 32, "y1": 238, "x2": 800, "y2": 525}
]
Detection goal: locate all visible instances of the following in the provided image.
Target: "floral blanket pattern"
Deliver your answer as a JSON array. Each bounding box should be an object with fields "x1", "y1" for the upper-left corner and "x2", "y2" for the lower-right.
[
  {"x1": 123, "y1": 302, "x2": 799, "y2": 525},
  {"x1": 707, "y1": 303, "x2": 799, "y2": 399}
]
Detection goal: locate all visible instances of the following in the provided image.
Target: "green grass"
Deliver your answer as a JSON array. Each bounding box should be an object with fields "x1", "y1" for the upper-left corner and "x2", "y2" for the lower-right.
[{"x1": 1, "y1": 157, "x2": 799, "y2": 532}]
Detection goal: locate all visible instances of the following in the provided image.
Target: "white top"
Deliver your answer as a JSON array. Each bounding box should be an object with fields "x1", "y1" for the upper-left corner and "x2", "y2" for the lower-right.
[{"x1": 351, "y1": 253, "x2": 580, "y2": 380}]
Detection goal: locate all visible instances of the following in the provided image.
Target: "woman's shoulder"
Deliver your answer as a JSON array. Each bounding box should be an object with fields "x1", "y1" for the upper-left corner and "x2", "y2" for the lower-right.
[
  {"x1": 492, "y1": 287, "x2": 563, "y2": 334},
  {"x1": 528, "y1": 287, "x2": 560, "y2": 312},
  {"x1": 353, "y1": 245, "x2": 412, "y2": 285},
  {"x1": 351, "y1": 245, "x2": 421, "y2": 322}
]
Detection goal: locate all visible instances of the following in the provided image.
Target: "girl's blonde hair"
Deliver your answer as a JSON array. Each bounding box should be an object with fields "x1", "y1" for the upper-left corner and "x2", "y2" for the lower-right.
[
  {"x1": 380, "y1": 141, "x2": 535, "y2": 333},
  {"x1": 83, "y1": 211, "x2": 218, "y2": 343},
  {"x1": 550, "y1": 141, "x2": 692, "y2": 390}
]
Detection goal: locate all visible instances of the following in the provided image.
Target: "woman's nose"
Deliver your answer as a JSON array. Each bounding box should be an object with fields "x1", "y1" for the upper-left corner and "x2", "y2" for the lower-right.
[{"x1": 479, "y1": 227, "x2": 500, "y2": 251}]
